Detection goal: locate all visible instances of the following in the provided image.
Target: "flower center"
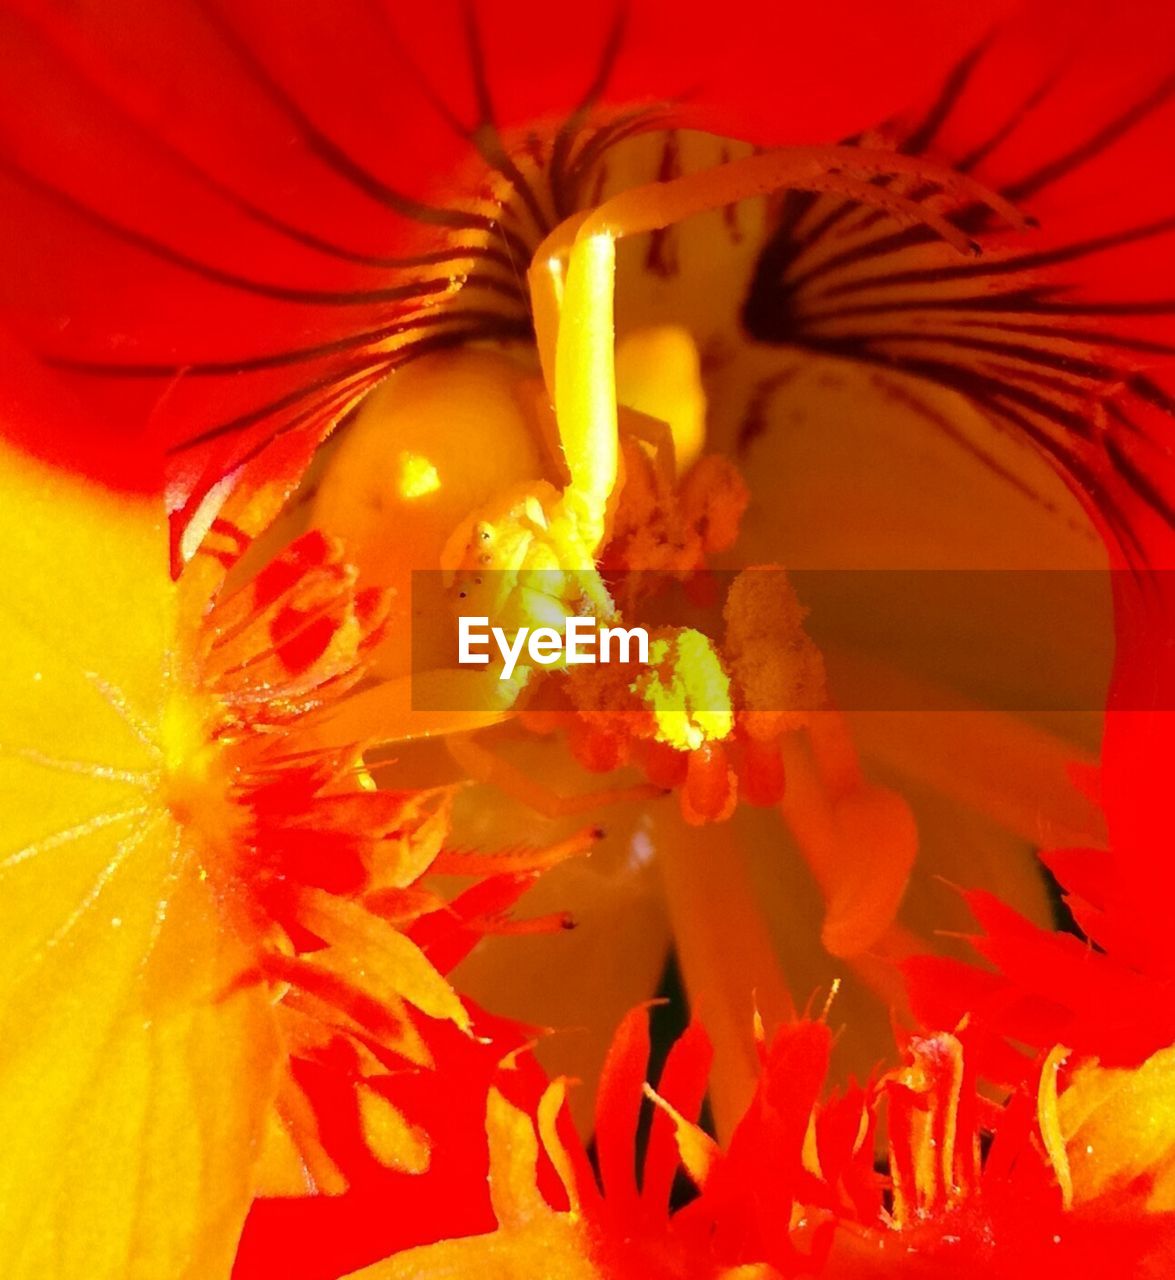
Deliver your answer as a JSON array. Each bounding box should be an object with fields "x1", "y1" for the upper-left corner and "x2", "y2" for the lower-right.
[
  {"x1": 249, "y1": 121, "x2": 1112, "y2": 1131},
  {"x1": 160, "y1": 690, "x2": 241, "y2": 849}
]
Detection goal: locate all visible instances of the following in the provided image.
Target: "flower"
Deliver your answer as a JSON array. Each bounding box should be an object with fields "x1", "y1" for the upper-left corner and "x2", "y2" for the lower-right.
[{"x1": 2, "y1": 1, "x2": 1175, "y2": 1278}]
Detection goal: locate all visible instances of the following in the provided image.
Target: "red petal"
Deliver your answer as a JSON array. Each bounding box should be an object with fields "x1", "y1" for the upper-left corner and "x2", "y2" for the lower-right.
[
  {"x1": 641, "y1": 1019, "x2": 713, "y2": 1214},
  {"x1": 594, "y1": 1004, "x2": 651, "y2": 1219},
  {"x1": 0, "y1": 0, "x2": 1009, "y2": 491}
]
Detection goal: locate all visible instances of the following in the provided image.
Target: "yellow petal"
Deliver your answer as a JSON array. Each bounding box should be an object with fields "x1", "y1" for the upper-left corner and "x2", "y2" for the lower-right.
[
  {"x1": 1059, "y1": 1043, "x2": 1175, "y2": 1212},
  {"x1": 0, "y1": 442, "x2": 279, "y2": 1279},
  {"x1": 357, "y1": 1082, "x2": 431, "y2": 1175},
  {"x1": 299, "y1": 889, "x2": 471, "y2": 1032}
]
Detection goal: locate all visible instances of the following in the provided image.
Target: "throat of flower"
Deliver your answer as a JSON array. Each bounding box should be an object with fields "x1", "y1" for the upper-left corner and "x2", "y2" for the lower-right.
[{"x1": 159, "y1": 689, "x2": 242, "y2": 855}]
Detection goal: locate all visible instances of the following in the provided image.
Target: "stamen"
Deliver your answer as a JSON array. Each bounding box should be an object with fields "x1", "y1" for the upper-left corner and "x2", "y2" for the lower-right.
[{"x1": 1039, "y1": 1044, "x2": 1075, "y2": 1210}]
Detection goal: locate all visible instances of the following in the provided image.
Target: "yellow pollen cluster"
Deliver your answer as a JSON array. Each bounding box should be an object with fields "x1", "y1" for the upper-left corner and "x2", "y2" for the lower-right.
[{"x1": 632, "y1": 629, "x2": 734, "y2": 752}]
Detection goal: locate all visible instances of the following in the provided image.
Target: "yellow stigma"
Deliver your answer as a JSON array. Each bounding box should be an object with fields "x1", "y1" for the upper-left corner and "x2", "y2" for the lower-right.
[{"x1": 633, "y1": 629, "x2": 734, "y2": 752}]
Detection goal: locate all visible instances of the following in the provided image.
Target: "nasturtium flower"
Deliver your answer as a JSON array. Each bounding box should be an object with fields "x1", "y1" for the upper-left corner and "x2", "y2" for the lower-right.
[{"x1": 2, "y1": 0, "x2": 1175, "y2": 1278}]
